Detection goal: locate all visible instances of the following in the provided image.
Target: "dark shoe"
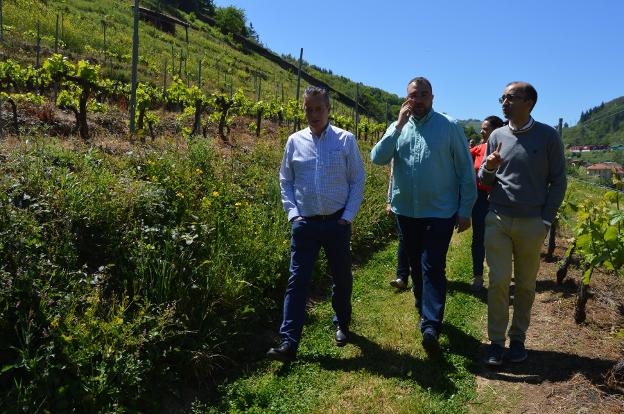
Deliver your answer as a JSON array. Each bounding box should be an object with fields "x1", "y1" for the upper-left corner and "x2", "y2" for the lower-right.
[
  {"x1": 507, "y1": 340, "x2": 527, "y2": 363},
  {"x1": 471, "y1": 276, "x2": 484, "y2": 292},
  {"x1": 266, "y1": 341, "x2": 296, "y2": 362},
  {"x1": 485, "y1": 343, "x2": 505, "y2": 366},
  {"x1": 390, "y1": 278, "x2": 408, "y2": 290},
  {"x1": 335, "y1": 326, "x2": 350, "y2": 347},
  {"x1": 421, "y1": 329, "x2": 440, "y2": 356}
]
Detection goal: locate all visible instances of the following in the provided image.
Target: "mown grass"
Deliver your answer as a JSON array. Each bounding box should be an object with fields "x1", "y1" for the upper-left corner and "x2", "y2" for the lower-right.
[{"x1": 199, "y1": 230, "x2": 486, "y2": 413}]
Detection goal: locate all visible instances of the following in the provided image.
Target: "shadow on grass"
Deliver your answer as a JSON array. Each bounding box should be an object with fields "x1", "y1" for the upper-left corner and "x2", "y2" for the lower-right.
[
  {"x1": 478, "y1": 346, "x2": 616, "y2": 387},
  {"x1": 289, "y1": 322, "x2": 483, "y2": 397},
  {"x1": 447, "y1": 279, "x2": 487, "y2": 304},
  {"x1": 300, "y1": 333, "x2": 459, "y2": 395}
]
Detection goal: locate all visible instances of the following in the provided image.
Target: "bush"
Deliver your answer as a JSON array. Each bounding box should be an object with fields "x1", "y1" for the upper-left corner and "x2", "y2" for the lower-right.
[{"x1": 0, "y1": 137, "x2": 393, "y2": 411}]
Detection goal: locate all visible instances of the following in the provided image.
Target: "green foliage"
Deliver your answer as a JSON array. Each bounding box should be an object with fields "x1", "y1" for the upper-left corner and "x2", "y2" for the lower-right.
[
  {"x1": 214, "y1": 6, "x2": 249, "y2": 37},
  {"x1": 563, "y1": 185, "x2": 623, "y2": 285},
  {"x1": 0, "y1": 92, "x2": 43, "y2": 106},
  {"x1": 43, "y1": 54, "x2": 75, "y2": 82},
  {"x1": 563, "y1": 96, "x2": 624, "y2": 146},
  {"x1": 463, "y1": 125, "x2": 480, "y2": 141},
  {"x1": 0, "y1": 138, "x2": 393, "y2": 411}
]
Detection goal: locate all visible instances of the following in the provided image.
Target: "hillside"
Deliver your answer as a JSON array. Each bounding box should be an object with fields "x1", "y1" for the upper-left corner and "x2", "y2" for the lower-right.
[
  {"x1": 0, "y1": 0, "x2": 402, "y2": 122},
  {"x1": 562, "y1": 96, "x2": 624, "y2": 146}
]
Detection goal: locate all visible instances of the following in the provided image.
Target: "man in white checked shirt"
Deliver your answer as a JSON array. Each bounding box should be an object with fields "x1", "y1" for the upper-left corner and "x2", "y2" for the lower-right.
[{"x1": 266, "y1": 86, "x2": 366, "y2": 362}]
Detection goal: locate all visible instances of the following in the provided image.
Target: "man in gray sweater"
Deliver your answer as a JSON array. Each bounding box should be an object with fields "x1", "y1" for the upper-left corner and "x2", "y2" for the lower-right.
[{"x1": 478, "y1": 81, "x2": 566, "y2": 366}]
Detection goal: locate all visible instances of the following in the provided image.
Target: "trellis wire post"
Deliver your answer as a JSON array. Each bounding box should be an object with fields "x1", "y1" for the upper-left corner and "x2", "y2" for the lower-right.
[
  {"x1": 385, "y1": 101, "x2": 389, "y2": 127},
  {"x1": 184, "y1": 55, "x2": 188, "y2": 87},
  {"x1": 546, "y1": 117, "x2": 565, "y2": 259},
  {"x1": 163, "y1": 59, "x2": 167, "y2": 100},
  {"x1": 35, "y1": 22, "x2": 41, "y2": 68},
  {"x1": 197, "y1": 59, "x2": 201, "y2": 88},
  {"x1": 54, "y1": 13, "x2": 59, "y2": 53},
  {"x1": 102, "y1": 21, "x2": 107, "y2": 66},
  {"x1": 356, "y1": 86, "x2": 361, "y2": 138},
  {"x1": 0, "y1": 0, "x2": 4, "y2": 42},
  {"x1": 178, "y1": 48, "x2": 182, "y2": 77},
  {"x1": 355, "y1": 83, "x2": 359, "y2": 139},
  {"x1": 129, "y1": 0, "x2": 139, "y2": 137},
  {"x1": 294, "y1": 47, "x2": 303, "y2": 132},
  {"x1": 170, "y1": 44, "x2": 174, "y2": 75}
]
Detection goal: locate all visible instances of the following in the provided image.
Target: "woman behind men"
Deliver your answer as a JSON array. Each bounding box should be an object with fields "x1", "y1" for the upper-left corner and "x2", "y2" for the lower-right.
[{"x1": 470, "y1": 115, "x2": 505, "y2": 291}]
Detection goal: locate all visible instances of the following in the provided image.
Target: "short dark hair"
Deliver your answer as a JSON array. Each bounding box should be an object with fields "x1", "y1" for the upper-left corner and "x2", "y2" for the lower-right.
[
  {"x1": 507, "y1": 81, "x2": 538, "y2": 110},
  {"x1": 303, "y1": 86, "x2": 330, "y2": 107},
  {"x1": 484, "y1": 115, "x2": 504, "y2": 129},
  {"x1": 407, "y1": 77, "x2": 432, "y2": 92}
]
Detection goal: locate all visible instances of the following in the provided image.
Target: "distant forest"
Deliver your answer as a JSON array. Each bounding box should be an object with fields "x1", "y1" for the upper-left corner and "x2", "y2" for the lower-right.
[{"x1": 563, "y1": 97, "x2": 624, "y2": 146}]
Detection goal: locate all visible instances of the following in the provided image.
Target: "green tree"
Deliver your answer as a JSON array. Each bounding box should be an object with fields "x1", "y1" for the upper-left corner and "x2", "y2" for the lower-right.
[
  {"x1": 160, "y1": 0, "x2": 215, "y2": 16},
  {"x1": 214, "y1": 6, "x2": 248, "y2": 37}
]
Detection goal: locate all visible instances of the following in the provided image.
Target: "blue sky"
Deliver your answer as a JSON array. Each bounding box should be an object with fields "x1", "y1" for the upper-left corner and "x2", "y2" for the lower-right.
[{"x1": 215, "y1": 0, "x2": 623, "y2": 126}]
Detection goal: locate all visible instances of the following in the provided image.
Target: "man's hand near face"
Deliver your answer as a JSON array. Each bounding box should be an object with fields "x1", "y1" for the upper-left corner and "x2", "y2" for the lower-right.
[{"x1": 396, "y1": 99, "x2": 413, "y2": 130}]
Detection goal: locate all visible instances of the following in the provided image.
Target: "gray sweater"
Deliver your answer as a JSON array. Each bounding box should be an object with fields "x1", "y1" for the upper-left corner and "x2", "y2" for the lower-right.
[{"x1": 478, "y1": 121, "x2": 567, "y2": 223}]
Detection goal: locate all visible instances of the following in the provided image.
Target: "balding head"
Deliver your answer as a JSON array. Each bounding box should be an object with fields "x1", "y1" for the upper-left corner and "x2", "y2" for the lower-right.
[{"x1": 506, "y1": 81, "x2": 537, "y2": 111}]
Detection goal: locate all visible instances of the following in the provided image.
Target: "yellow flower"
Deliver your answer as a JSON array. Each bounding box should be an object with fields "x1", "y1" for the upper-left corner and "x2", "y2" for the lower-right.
[
  {"x1": 176, "y1": 192, "x2": 184, "y2": 198},
  {"x1": 195, "y1": 168, "x2": 203, "y2": 175},
  {"x1": 212, "y1": 191, "x2": 220, "y2": 197},
  {"x1": 234, "y1": 202, "x2": 241, "y2": 207}
]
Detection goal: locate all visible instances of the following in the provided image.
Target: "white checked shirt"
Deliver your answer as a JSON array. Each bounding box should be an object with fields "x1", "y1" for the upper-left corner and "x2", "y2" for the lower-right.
[{"x1": 279, "y1": 123, "x2": 366, "y2": 223}]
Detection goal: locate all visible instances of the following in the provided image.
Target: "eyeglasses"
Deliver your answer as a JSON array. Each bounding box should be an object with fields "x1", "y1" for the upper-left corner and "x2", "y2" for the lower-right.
[{"x1": 499, "y1": 94, "x2": 526, "y2": 104}]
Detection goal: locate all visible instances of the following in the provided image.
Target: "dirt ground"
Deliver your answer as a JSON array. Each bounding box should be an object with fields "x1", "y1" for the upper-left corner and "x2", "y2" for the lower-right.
[{"x1": 473, "y1": 240, "x2": 624, "y2": 413}]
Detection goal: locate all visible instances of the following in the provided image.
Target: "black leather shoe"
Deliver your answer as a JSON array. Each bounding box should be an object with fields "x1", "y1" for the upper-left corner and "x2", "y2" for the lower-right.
[
  {"x1": 335, "y1": 326, "x2": 350, "y2": 347},
  {"x1": 266, "y1": 341, "x2": 296, "y2": 362},
  {"x1": 421, "y1": 329, "x2": 440, "y2": 356}
]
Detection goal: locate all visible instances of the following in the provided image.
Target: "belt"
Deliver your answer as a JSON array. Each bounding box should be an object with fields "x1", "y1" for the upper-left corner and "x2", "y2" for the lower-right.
[{"x1": 304, "y1": 208, "x2": 344, "y2": 221}]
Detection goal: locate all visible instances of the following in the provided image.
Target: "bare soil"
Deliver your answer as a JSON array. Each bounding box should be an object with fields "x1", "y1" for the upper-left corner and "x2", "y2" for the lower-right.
[{"x1": 472, "y1": 240, "x2": 624, "y2": 413}]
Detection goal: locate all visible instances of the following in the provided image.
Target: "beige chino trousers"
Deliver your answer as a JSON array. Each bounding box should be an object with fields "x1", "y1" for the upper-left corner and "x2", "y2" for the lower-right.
[{"x1": 484, "y1": 212, "x2": 548, "y2": 346}]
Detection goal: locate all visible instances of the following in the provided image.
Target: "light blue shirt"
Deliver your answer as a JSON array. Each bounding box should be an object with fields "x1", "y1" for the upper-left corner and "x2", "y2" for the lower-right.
[
  {"x1": 371, "y1": 110, "x2": 476, "y2": 219},
  {"x1": 280, "y1": 123, "x2": 366, "y2": 222}
]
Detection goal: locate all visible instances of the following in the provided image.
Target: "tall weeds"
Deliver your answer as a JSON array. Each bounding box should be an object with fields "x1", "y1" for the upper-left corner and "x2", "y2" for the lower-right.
[{"x1": 0, "y1": 137, "x2": 393, "y2": 412}]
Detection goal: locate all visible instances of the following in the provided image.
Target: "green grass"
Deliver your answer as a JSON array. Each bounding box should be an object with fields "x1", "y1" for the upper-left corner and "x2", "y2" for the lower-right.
[
  {"x1": 0, "y1": 134, "x2": 394, "y2": 413},
  {"x1": 201, "y1": 230, "x2": 486, "y2": 413}
]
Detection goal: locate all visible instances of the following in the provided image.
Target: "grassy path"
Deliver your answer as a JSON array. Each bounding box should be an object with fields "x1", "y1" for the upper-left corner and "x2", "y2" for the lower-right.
[{"x1": 206, "y1": 231, "x2": 488, "y2": 413}]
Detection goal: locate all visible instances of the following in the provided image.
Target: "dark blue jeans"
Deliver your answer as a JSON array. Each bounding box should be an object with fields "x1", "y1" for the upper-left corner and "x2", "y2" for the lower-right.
[
  {"x1": 396, "y1": 215, "x2": 455, "y2": 334},
  {"x1": 471, "y1": 190, "x2": 489, "y2": 277},
  {"x1": 395, "y1": 215, "x2": 412, "y2": 282},
  {"x1": 279, "y1": 218, "x2": 352, "y2": 349}
]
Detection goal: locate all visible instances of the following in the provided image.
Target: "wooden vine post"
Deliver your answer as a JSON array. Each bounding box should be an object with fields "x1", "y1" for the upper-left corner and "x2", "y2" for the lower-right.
[{"x1": 129, "y1": 0, "x2": 139, "y2": 138}]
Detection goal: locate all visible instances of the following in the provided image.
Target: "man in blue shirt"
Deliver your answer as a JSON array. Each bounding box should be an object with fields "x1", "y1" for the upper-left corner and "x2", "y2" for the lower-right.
[
  {"x1": 267, "y1": 86, "x2": 366, "y2": 362},
  {"x1": 371, "y1": 77, "x2": 476, "y2": 355}
]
